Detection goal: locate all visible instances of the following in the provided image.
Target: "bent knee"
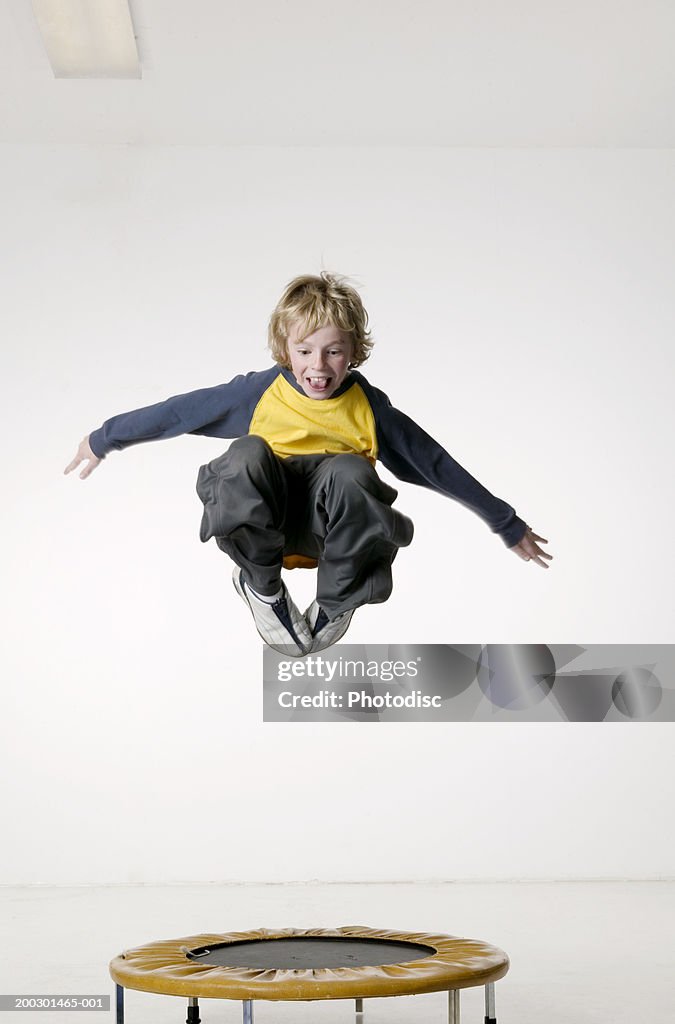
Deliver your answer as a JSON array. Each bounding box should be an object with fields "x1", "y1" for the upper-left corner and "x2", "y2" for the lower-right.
[
  {"x1": 202, "y1": 435, "x2": 276, "y2": 479},
  {"x1": 326, "y1": 453, "x2": 377, "y2": 484},
  {"x1": 226, "y1": 434, "x2": 274, "y2": 465},
  {"x1": 232, "y1": 434, "x2": 272, "y2": 455},
  {"x1": 321, "y1": 454, "x2": 399, "y2": 508}
]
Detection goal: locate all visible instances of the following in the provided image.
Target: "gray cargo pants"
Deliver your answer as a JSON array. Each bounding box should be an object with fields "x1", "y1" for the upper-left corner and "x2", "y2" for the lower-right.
[{"x1": 196, "y1": 434, "x2": 414, "y2": 619}]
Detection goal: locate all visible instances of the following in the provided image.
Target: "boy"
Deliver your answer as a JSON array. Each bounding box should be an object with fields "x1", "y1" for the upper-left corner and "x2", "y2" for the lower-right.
[{"x1": 65, "y1": 272, "x2": 551, "y2": 656}]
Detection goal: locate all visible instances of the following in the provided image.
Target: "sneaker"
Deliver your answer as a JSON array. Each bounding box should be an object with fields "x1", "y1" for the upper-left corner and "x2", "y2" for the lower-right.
[
  {"x1": 232, "y1": 569, "x2": 312, "y2": 657},
  {"x1": 305, "y1": 600, "x2": 354, "y2": 653}
]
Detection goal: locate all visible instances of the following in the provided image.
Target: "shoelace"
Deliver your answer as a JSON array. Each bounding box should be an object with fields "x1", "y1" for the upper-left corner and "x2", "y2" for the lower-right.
[
  {"x1": 313, "y1": 607, "x2": 330, "y2": 635},
  {"x1": 270, "y1": 591, "x2": 305, "y2": 649}
]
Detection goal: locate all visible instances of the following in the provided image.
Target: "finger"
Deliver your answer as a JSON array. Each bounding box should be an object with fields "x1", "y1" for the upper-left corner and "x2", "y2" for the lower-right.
[
  {"x1": 79, "y1": 461, "x2": 97, "y2": 479},
  {"x1": 527, "y1": 546, "x2": 552, "y2": 567},
  {"x1": 520, "y1": 542, "x2": 553, "y2": 565},
  {"x1": 529, "y1": 543, "x2": 553, "y2": 559},
  {"x1": 528, "y1": 533, "x2": 548, "y2": 544},
  {"x1": 64, "y1": 455, "x2": 82, "y2": 475}
]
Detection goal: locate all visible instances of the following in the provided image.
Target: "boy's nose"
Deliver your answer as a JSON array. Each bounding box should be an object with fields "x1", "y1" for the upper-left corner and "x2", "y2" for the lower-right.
[{"x1": 311, "y1": 352, "x2": 327, "y2": 369}]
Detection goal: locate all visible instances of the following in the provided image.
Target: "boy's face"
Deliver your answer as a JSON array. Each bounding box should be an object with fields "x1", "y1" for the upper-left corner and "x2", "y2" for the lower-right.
[{"x1": 287, "y1": 323, "x2": 354, "y2": 400}]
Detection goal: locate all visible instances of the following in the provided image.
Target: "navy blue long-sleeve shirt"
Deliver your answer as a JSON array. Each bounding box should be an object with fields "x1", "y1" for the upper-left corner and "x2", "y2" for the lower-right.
[{"x1": 89, "y1": 366, "x2": 527, "y2": 548}]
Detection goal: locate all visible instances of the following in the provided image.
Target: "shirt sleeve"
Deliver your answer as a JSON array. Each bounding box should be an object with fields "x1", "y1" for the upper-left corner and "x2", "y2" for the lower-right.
[
  {"x1": 358, "y1": 375, "x2": 527, "y2": 548},
  {"x1": 88, "y1": 367, "x2": 279, "y2": 458}
]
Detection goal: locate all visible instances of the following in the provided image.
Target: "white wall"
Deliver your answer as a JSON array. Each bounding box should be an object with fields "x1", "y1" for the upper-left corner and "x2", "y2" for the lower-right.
[{"x1": 1, "y1": 144, "x2": 673, "y2": 883}]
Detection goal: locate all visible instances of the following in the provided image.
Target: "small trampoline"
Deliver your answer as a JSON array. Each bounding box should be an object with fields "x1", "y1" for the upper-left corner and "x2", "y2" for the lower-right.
[{"x1": 110, "y1": 926, "x2": 508, "y2": 1024}]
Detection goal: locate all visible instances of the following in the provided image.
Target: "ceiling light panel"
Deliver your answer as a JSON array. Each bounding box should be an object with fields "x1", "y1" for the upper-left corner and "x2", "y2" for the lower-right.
[{"x1": 32, "y1": 0, "x2": 141, "y2": 79}]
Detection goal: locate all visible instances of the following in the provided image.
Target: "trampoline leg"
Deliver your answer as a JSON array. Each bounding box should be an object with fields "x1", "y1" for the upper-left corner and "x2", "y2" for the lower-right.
[
  {"x1": 484, "y1": 982, "x2": 496, "y2": 1024},
  {"x1": 115, "y1": 985, "x2": 124, "y2": 1024},
  {"x1": 448, "y1": 990, "x2": 460, "y2": 1024},
  {"x1": 243, "y1": 999, "x2": 254, "y2": 1024},
  {"x1": 187, "y1": 997, "x2": 200, "y2": 1024},
  {"x1": 355, "y1": 998, "x2": 364, "y2": 1021}
]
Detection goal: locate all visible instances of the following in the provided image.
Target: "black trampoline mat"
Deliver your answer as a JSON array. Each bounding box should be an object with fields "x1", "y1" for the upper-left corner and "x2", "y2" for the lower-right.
[{"x1": 186, "y1": 937, "x2": 437, "y2": 970}]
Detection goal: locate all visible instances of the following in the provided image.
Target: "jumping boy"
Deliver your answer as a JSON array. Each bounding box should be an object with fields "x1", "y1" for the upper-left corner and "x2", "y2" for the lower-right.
[{"x1": 65, "y1": 272, "x2": 551, "y2": 656}]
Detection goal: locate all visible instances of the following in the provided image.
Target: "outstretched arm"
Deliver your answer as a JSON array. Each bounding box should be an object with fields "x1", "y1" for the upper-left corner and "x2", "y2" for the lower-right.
[
  {"x1": 63, "y1": 367, "x2": 280, "y2": 480},
  {"x1": 64, "y1": 436, "x2": 102, "y2": 480},
  {"x1": 360, "y1": 376, "x2": 526, "y2": 546},
  {"x1": 355, "y1": 374, "x2": 553, "y2": 561}
]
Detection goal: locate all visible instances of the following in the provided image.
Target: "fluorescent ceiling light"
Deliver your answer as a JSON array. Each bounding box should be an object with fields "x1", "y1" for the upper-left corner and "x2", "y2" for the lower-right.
[{"x1": 32, "y1": 0, "x2": 141, "y2": 79}]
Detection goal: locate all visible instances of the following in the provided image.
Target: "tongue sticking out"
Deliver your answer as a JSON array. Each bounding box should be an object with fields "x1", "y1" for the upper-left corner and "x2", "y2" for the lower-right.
[{"x1": 308, "y1": 377, "x2": 331, "y2": 391}]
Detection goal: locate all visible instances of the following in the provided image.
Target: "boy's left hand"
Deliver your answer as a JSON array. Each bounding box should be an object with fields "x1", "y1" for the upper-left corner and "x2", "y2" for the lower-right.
[{"x1": 512, "y1": 527, "x2": 552, "y2": 568}]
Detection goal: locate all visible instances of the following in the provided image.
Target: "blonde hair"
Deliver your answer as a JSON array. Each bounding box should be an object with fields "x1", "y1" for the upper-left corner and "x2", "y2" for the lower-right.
[{"x1": 268, "y1": 272, "x2": 374, "y2": 369}]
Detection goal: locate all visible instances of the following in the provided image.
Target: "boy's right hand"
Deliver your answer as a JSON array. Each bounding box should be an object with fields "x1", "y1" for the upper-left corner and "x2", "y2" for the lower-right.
[{"x1": 64, "y1": 436, "x2": 102, "y2": 479}]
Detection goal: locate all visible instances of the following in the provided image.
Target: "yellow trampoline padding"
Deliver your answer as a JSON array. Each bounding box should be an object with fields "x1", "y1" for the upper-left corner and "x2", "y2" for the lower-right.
[{"x1": 109, "y1": 925, "x2": 509, "y2": 1001}]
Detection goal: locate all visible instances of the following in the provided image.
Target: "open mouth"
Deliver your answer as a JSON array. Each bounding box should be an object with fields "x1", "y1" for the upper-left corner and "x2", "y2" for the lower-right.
[{"x1": 305, "y1": 376, "x2": 332, "y2": 392}]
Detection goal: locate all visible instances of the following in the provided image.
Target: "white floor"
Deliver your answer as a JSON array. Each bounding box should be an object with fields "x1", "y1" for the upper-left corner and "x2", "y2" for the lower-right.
[{"x1": 0, "y1": 882, "x2": 673, "y2": 1024}]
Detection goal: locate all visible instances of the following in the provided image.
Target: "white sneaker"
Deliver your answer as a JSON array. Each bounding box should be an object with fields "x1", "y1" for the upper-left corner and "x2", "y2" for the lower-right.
[
  {"x1": 233, "y1": 569, "x2": 312, "y2": 657},
  {"x1": 305, "y1": 600, "x2": 354, "y2": 653}
]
